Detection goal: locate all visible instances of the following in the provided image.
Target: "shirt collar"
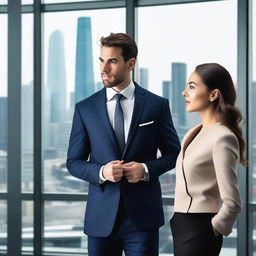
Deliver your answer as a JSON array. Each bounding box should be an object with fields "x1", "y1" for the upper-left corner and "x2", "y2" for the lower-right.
[{"x1": 106, "y1": 81, "x2": 135, "y2": 102}]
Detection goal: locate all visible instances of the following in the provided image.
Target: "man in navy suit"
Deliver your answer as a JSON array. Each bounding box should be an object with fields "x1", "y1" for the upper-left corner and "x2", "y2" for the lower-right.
[{"x1": 66, "y1": 33, "x2": 180, "y2": 256}]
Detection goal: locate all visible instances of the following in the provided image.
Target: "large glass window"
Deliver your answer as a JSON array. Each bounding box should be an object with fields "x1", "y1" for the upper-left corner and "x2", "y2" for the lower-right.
[
  {"x1": 22, "y1": 201, "x2": 34, "y2": 254},
  {"x1": 22, "y1": 0, "x2": 33, "y2": 4},
  {"x1": 22, "y1": 14, "x2": 34, "y2": 193},
  {"x1": 42, "y1": 0, "x2": 111, "y2": 3},
  {"x1": 43, "y1": 201, "x2": 85, "y2": 254},
  {"x1": 250, "y1": 0, "x2": 256, "y2": 255},
  {"x1": 0, "y1": 14, "x2": 7, "y2": 193},
  {"x1": 0, "y1": 200, "x2": 7, "y2": 254},
  {"x1": 42, "y1": 9, "x2": 125, "y2": 193},
  {"x1": 250, "y1": 0, "x2": 256, "y2": 203},
  {"x1": 137, "y1": 1, "x2": 237, "y2": 255}
]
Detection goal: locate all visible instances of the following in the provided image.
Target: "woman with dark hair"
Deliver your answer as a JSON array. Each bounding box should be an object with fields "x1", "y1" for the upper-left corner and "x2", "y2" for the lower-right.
[{"x1": 170, "y1": 63, "x2": 246, "y2": 256}]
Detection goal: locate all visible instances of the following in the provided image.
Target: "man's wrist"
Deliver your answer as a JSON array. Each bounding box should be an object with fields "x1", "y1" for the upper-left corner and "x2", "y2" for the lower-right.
[
  {"x1": 140, "y1": 163, "x2": 149, "y2": 181},
  {"x1": 99, "y1": 166, "x2": 107, "y2": 184}
]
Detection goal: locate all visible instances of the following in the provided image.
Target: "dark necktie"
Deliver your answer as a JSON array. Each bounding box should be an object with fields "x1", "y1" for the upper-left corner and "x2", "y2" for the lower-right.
[{"x1": 114, "y1": 93, "x2": 125, "y2": 153}]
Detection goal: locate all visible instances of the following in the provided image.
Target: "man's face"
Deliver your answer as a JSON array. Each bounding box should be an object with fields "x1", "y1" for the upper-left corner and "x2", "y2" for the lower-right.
[{"x1": 99, "y1": 46, "x2": 135, "y2": 91}]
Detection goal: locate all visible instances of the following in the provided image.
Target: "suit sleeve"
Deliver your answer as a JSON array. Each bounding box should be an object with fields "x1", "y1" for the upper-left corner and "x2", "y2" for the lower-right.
[
  {"x1": 66, "y1": 104, "x2": 102, "y2": 185},
  {"x1": 211, "y1": 134, "x2": 241, "y2": 236},
  {"x1": 144, "y1": 99, "x2": 181, "y2": 180}
]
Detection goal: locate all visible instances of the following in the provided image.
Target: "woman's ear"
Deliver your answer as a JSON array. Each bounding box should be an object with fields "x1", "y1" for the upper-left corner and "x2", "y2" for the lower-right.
[{"x1": 210, "y1": 89, "x2": 220, "y2": 102}]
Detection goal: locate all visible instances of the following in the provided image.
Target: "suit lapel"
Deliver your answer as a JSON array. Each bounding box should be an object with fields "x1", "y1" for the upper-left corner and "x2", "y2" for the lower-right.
[
  {"x1": 95, "y1": 88, "x2": 120, "y2": 153},
  {"x1": 122, "y1": 84, "x2": 147, "y2": 157}
]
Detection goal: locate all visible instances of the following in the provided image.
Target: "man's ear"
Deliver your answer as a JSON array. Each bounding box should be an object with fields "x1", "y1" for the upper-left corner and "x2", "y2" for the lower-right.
[
  {"x1": 210, "y1": 89, "x2": 220, "y2": 102},
  {"x1": 127, "y1": 58, "x2": 136, "y2": 71}
]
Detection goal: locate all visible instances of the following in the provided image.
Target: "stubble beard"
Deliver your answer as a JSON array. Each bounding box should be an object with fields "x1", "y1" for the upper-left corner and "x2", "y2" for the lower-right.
[{"x1": 102, "y1": 75, "x2": 124, "y2": 88}]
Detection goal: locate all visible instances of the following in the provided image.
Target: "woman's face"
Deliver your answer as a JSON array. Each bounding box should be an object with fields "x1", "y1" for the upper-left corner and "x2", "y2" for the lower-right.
[{"x1": 183, "y1": 71, "x2": 213, "y2": 113}]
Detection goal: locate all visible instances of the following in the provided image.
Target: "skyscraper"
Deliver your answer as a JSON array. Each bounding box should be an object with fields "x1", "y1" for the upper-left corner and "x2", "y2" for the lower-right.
[
  {"x1": 74, "y1": 17, "x2": 95, "y2": 104},
  {"x1": 47, "y1": 30, "x2": 67, "y2": 123},
  {"x1": 0, "y1": 97, "x2": 7, "y2": 151},
  {"x1": 139, "y1": 68, "x2": 148, "y2": 90},
  {"x1": 162, "y1": 80, "x2": 171, "y2": 100},
  {"x1": 171, "y1": 62, "x2": 186, "y2": 126}
]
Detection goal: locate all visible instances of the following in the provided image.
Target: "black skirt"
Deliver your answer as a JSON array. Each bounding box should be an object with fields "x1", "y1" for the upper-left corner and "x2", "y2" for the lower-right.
[{"x1": 170, "y1": 212, "x2": 223, "y2": 256}]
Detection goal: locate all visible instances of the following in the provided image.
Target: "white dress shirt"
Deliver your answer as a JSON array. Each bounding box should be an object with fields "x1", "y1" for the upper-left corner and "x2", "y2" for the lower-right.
[
  {"x1": 99, "y1": 81, "x2": 148, "y2": 183},
  {"x1": 106, "y1": 81, "x2": 135, "y2": 142}
]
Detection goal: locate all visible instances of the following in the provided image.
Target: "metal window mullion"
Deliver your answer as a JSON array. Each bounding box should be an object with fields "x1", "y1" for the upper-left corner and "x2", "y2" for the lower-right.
[
  {"x1": 126, "y1": 0, "x2": 136, "y2": 81},
  {"x1": 237, "y1": 0, "x2": 250, "y2": 256},
  {"x1": 7, "y1": 1, "x2": 22, "y2": 256},
  {"x1": 126, "y1": 0, "x2": 135, "y2": 37},
  {"x1": 137, "y1": 0, "x2": 224, "y2": 7},
  {"x1": 33, "y1": 0, "x2": 43, "y2": 255},
  {"x1": 42, "y1": 1, "x2": 125, "y2": 12}
]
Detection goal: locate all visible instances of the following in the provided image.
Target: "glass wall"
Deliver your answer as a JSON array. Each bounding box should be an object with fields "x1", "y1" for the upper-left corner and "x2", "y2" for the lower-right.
[
  {"x1": 250, "y1": 0, "x2": 256, "y2": 255},
  {"x1": 0, "y1": 14, "x2": 7, "y2": 193},
  {"x1": 0, "y1": 200, "x2": 7, "y2": 253},
  {"x1": 22, "y1": 14, "x2": 34, "y2": 193},
  {"x1": 43, "y1": 0, "x2": 105, "y2": 3},
  {"x1": 22, "y1": 201, "x2": 34, "y2": 253},
  {"x1": 43, "y1": 201, "x2": 85, "y2": 254},
  {"x1": 42, "y1": 9, "x2": 125, "y2": 194},
  {"x1": 137, "y1": 1, "x2": 237, "y2": 255},
  {"x1": 1, "y1": 0, "x2": 254, "y2": 255}
]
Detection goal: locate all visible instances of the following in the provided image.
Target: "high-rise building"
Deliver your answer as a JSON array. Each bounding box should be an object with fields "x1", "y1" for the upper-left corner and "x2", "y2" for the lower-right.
[
  {"x1": 22, "y1": 83, "x2": 33, "y2": 152},
  {"x1": 139, "y1": 68, "x2": 148, "y2": 90},
  {"x1": 171, "y1": 62, "x2": 186, "y2": 126},
  {"x1": 0, "y1": 97, "x2": 7, "y2": 151},
  {"x1": 74, "y1": 17, "x2": 95, "y2": 104},
  {"x1": 47, "y1": 30, "x2": 67, "y2": 123},
  {"x1": 162, "y1": 80, "x2": 171, "y2": 100}
]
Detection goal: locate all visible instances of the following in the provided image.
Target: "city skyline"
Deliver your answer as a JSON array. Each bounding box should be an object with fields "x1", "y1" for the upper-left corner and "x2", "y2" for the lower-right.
[{"x1": 2, "y1": 1, "x2": 256, "y2": 98}]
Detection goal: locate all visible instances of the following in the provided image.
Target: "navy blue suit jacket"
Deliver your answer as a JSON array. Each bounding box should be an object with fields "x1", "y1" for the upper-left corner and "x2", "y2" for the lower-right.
[{"x1": 66, "y1": 83, "x2": 180, "y2": 237}]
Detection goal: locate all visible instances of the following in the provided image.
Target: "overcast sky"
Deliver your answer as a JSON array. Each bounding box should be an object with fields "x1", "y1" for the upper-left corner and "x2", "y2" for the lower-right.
[{"x1": 0, "y1": 0, "x2": 255, "y2": 97}]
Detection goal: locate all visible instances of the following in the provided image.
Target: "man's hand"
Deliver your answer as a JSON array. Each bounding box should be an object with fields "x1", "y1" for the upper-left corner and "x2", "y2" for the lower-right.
[
  {"x1": 123, "y1": 161, "x2": 145, "y2": 183},
  {"x1": 102, "y1": 160, "x2": 124, "y2": 182}
]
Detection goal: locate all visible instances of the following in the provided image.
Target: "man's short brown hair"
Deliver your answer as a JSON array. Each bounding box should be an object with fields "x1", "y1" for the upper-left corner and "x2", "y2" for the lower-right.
[{"x1": 100, "y1": 33, "x2": 138, "y2": 62}]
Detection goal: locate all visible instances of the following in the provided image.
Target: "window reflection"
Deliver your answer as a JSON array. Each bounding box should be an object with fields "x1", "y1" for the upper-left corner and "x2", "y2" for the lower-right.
[
  {"x1": 43, "y1": 201, "x2": 86, "y2": 254},
  {"x1": 250, "y1": 0, "x2": 256, "y2": 255},
  {"x1": 0, "y1": 14, "x2": 7, "y2": 193},
  {"x1": 22, "y1": 14, "x2": 34, "y2": 193},
  {"x1": 43, "y1": 9, "x2": 125, "y2": 193},
  {"x1": 42, "y1": 0, "x2": 107, "y2": 3},
  {"x1": 0, "y1": 200, "x2": 7, "y2": 253},
  {"x1": 22, "y1": 201, "x2": 34, "y2": 254},
  {"x1": 137, "y1": 1, "x2": 237, "y2": 254},
  {"x1": 250, "y1": 0, "x2": 256, "y2": 203}
]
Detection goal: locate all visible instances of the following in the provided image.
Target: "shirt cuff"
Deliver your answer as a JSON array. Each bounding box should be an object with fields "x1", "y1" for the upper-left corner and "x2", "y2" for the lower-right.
[
  {"x1": 99, "y1": 165, "x2": 107, "y2": 184},
  {"x1": 140, "y1": 163, "x2": 149, "y2": 181}
]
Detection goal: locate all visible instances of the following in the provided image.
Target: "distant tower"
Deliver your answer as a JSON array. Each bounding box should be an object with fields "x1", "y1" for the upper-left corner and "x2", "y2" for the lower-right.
[
  {"x1": 171, "y1": 62, "x2": 186, "y2": 126},
  {"x1": 47, "y1": 30, "x2": 67, "y2": 123},
  {"x1": 139, "y1": 68, "x2": 148, "y2": 90},
  {"x1": 162, "y1": 81, "x2": 171, "y2": 100},
  {"x1": 0, "y1": 97, "x2": 7, "y2": 151},
  {"x1": 74, "y1": 17, "x2": 94, "y2": 104}
]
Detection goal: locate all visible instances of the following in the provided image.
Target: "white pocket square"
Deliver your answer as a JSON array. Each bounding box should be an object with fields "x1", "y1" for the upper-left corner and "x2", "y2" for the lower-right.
[{"x1": 139, "y1": 121, "x2": 154, "y2": 127}]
